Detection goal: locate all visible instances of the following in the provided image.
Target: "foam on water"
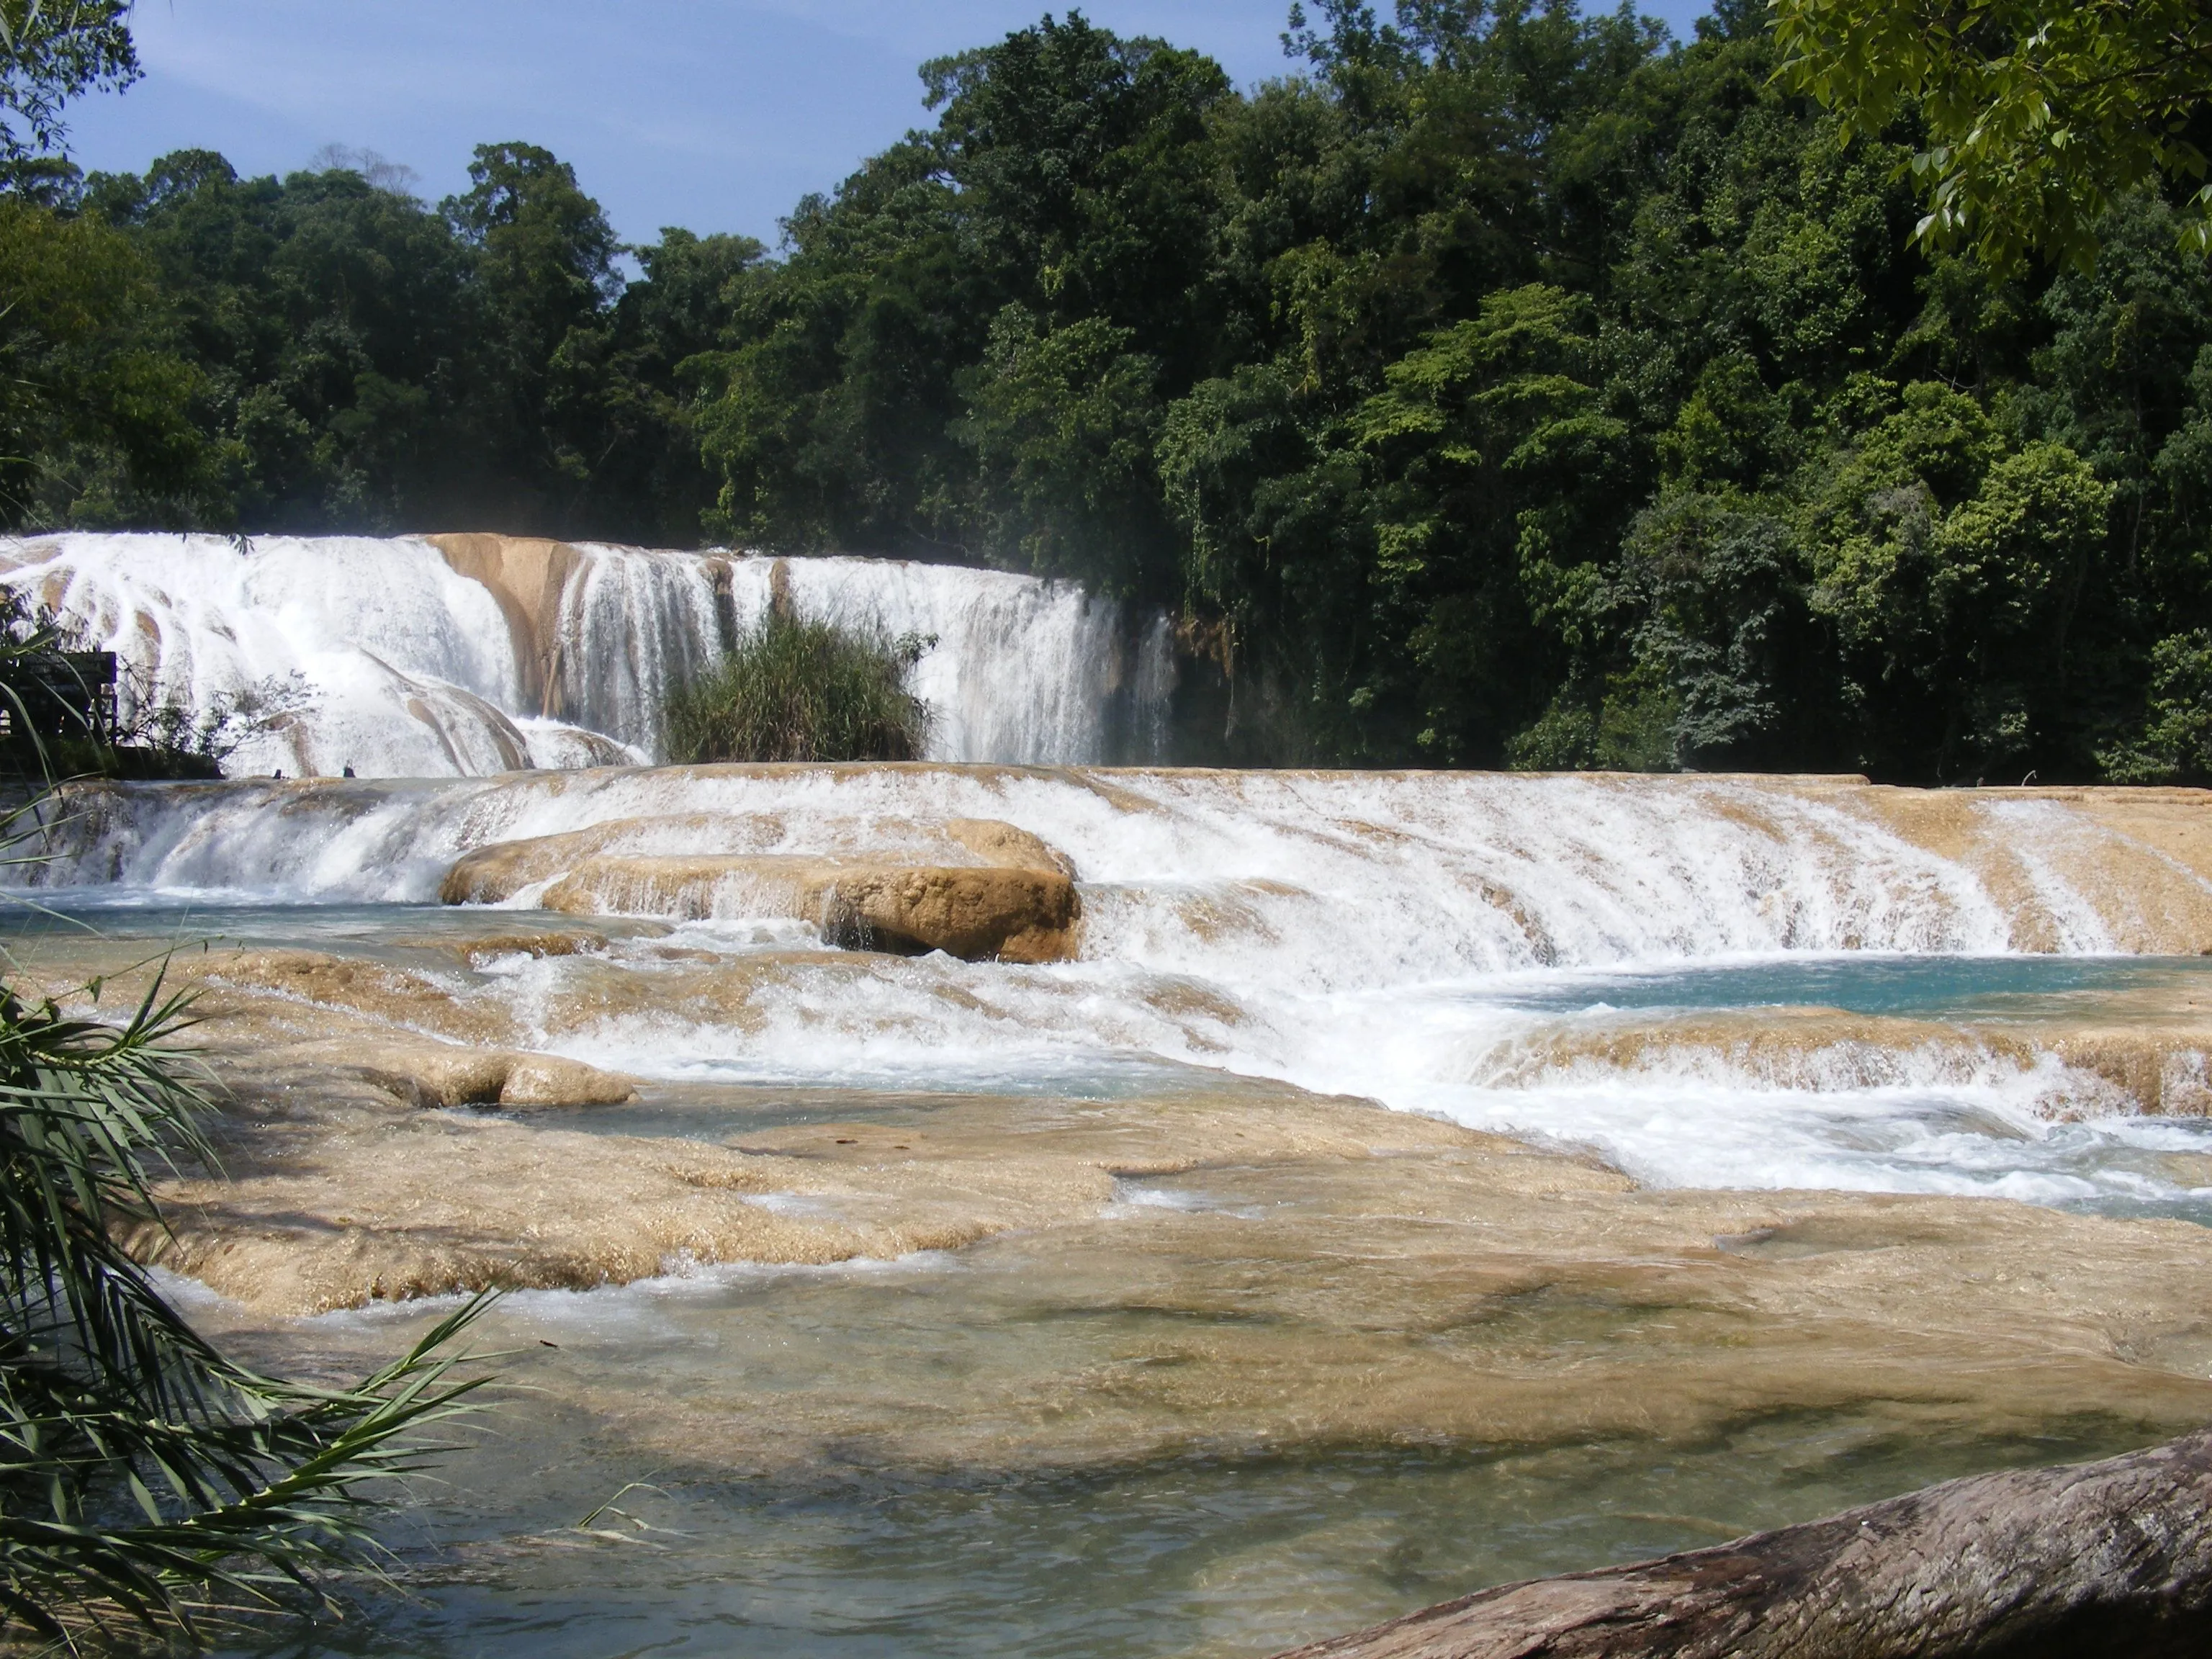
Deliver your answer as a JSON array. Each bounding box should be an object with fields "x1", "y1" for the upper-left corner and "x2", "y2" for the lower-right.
[
  {"x1": 0, "y1": 533, "x2": 1174, "y2": 773},
  {"x1": 28, "y1": 766, "x2": 2212, "y2": 1211},
  {"x1": 0, "y1": 532, "x2": 589, "y2": 776},
  {"x1": 35, "y1": 767, "x2": 2026, "y2": 962}
]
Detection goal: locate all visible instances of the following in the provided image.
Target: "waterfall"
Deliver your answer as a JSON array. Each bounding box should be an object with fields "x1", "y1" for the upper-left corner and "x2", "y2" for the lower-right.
[
  {"x1": 24, "y1": 765, "x2": 2212, "y2": 1203},
  {"x1": 0, "y1": 533, "x2": 1175, "y2": 776},
  {"x1": 32, "y1": 766, "x2": 2212, "y2": 966}
]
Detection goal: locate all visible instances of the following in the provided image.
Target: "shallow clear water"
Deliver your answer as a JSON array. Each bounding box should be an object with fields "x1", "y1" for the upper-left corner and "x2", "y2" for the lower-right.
[
  {"x1": 185, "y1": 1190, "x2": 2180, "y2": 1659},
  {"x1": 27, "y1": 894, "x2": 2212, "y2": 1656},
  {"x1": 31, "y1": 894, "x2": 2207, "y2": 1020},
  {"x1": 228, "y1": 1404, "x2": 2138, "y2": 1659},
  {"x1": 1477, "y1": 952, "x2": 2212, "y2": 1018},
  {"x1": 188, "y1": 1226, "x2": 2172, "y2": 1659},
  {"x1": 0, "y1": 893, "x2": 648, "y2": 948}
]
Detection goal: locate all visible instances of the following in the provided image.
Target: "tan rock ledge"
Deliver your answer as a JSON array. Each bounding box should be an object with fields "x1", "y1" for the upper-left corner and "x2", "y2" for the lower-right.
[
  {"x1": 439, "y1": 815, "x2": 1084, "y2": 961},
  {"x1": 264, "y1": 1033, "x2": 639, "y2": 1110},
  {"x1": 534, "y1": 855, "x2": 1081, "y2": 963}
]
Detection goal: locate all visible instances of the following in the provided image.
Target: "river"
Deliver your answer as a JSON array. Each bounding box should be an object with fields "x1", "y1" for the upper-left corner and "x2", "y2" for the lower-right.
[{"x1": 5, "y1": 535, "x2": 2212, "y2": 1657}]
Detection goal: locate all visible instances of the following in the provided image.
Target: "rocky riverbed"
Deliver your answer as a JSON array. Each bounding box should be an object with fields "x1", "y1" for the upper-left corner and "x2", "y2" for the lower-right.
[{"x1": 14, "y1": 768, "x2": 2212, "y2": 1653}]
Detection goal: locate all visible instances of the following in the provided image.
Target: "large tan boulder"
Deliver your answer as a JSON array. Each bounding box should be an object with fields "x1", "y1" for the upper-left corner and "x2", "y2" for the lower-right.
[
  {"x1": 440, "y1": 822, "x2": 639, "y2": 904},
  {"x1": 438, "y1": 814, "x2": 1083, "y2": 961},
  {"x1": 944, "y1": 817, "x2": 1077, "y2": 877},
  {"x1": 809, "y1": 864, "x2": 1077, "y2": 961},
  {"x1": 536, "y1": 854, "x2": 1079, "y2": 963},
  {"x1": 438, "y1": 813, "x2": 1073, "y2": 904},
  {"x1": 279, "y1": 1035, "x2": 639, "y2": 1110}
]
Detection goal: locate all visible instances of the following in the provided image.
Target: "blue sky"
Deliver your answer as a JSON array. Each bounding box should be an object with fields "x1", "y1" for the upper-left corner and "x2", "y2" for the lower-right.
[{"x1": 65, "y1": 1, "x2": 1714, "y2": 248}]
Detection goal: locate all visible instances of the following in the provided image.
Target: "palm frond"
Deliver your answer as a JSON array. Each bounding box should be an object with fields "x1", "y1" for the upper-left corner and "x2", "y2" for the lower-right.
[{"x1": 0, "y1": 886, "x2": 499, "y2": 1646}]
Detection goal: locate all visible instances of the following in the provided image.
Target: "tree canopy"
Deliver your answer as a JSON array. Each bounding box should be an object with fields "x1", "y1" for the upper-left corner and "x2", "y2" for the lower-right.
[
  {"x1": 0, "y1": 0, "x2": 135, "y2": 189},
  {"x1": 1773, "y1": 0, "x2": 2212, "y2": 271},
  {"x1": 9, "y1": 0, "x2": 2212, "y2": 783}
]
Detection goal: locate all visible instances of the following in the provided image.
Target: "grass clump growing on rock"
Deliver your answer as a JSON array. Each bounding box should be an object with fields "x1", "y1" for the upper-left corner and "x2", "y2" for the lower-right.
[{"x1": 665, "y1": 613, "x2": 932, "y2": 763}]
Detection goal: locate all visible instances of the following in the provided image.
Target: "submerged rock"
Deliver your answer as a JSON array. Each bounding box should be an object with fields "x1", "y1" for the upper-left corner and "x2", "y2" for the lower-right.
[
  {"x1": 14, "y1": 922, "x2": 2208, "y2": 1483},
  {"x1": 1477, "y1": 1001, "x2": 2212, "y2": 1116},
  {"x1": 1277, "y1": 1428, "x2": 2212, "y2": 1658},
  {"x1": 334, "y1": 1040, "x2": 638, "y2": 1110}
]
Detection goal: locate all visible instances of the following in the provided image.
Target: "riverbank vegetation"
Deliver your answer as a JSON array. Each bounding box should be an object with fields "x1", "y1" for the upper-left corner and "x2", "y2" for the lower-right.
[
  {"x1": 664, "y1": 614, "x2": 933, "y2": 763},
  {"x1": 0, "y1": 858, "x2": 490, "y2": 1641},
  {"x1": 7, "y1": 0, "x2": 2212, "y2": 782}
]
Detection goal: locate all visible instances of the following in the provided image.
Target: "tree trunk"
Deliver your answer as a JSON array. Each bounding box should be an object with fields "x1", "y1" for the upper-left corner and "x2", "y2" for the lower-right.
[{"x1": 1270, "y1": 1427, "x2": 2212, "y2": 1659}]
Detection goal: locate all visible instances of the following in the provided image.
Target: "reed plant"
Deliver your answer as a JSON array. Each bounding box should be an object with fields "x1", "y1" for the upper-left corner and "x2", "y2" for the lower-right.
[{"x1": 664, "y1": 613, "x2": 932, "y2": 763}]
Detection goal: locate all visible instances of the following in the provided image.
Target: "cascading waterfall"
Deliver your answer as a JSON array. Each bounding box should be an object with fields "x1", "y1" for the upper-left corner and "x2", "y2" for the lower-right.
[
  {"x1": 27, "y1": 765, "x2": 2212, "y2": 1207},
  {"x1": 5, "y1": 534, "x2": 2211, "y2": 1213},
  {"x1": 24, "y1": 767, "x2": 2155, "y2": 963},
  {"x1": 556, "y1": 541, "x2": 1174, "y2": 765},
  {"x1": 0, "y1": 533, "x2": 1176, "y2": 776}
]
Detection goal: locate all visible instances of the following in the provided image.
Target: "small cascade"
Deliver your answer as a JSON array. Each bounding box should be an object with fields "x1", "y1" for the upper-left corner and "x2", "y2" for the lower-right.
[
  {"x1": 33, "y1": 766, "x2": 2212, "y2": 966},
  {"x1": 0, "y1": 533, "x2": 1177, "y2": 777},
  {"x1": 21, "y1": 765, "x2": 2212, "y2": 1205}
]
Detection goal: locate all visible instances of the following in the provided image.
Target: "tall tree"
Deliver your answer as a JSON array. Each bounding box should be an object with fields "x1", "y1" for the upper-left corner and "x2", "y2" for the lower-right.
[
  {"x1": 1773, "y1": 0, "x2": 2212, "y2": 269},
  {"x1": 444, "y1": 141, "x2": 622, "y2": 528},
  {"x1": 0, "y1": 0, "x2": 135, "y2": 190}
]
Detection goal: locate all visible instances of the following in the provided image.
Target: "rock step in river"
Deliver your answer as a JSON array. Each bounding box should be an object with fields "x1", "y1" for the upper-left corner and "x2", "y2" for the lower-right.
[{"x1": 13, "y1": 763, "x2": 2212, "y2": 1656}]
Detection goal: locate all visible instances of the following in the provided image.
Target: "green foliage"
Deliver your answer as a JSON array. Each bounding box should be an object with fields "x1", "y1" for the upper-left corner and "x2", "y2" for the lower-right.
[
  {"x1": 17, "y1": 0, "x2": 2212, "y2": 782},
  {"x1": 0, "y1": 0, "x2": 133, "y2": 181},
  {"x1": 48, "y1": 140, "x2": 747, "y2": 539},
  {"x1": 0, "y1": 976, "x2": 491, "y2": 1643},
  {"x1": 1773, "y1": 0, "x2": 2212, "y2": 271},
  {"x1": 1603, "y1": 493, "x2": 1812, "y2": 768},
  {"x1": 0, "y1": 847, "x2": 488, "y2": 1643},
  {"x1": 956, "y1": 305, "x2": 1166, "y2": 593},
  {"x1": 0, "y1": 596, "x2": 497, "y2": 1644},
  {"x1": 0, "y1": 196, "x2": 212, "y2": 526},
  {"x1": 2100, "y1": 629, "x2": 2212, "y2": 782},
  {"x1": 663, "y1": 612, "x2": 933, "y2": 763}
]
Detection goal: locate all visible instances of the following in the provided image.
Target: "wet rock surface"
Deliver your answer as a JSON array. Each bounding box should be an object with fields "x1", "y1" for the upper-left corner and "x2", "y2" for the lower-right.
[
  {"x1": 14, "y1": 925, "x2": 2211, "y2": 1485},
  {"x1": 21, "y1": 770, "x2": 2212, "y2": 1652},
  {"x1": 440, "y1": 811, "x2": 1084, "y2": 960}
]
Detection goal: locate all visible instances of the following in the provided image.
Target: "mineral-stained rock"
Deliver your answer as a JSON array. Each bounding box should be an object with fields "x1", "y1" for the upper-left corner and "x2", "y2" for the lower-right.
[
  {"x1": 193, "y1": 948, "x2": 518, "y2": 1046},
  {"x1": 438, "y1": 814, "x2": 1084, "y2": 961},
  {"x1": 438, "y1": 814, "x2": 1077, "y2": 896},
  {"x1": 451, "y1": 929, "x2": 610, "y2": 968},
  {"x1": 442, "y1": 827, "x2": 610, "y2": 904},
  {"x1": 944, "y1": 817, "x2": 1077, "y2": 878},
  {"x1": 536, "y1": 853, "x2": 1080, "y2": 962},
  {"x1": 814, "y1": 863, "x2": 1078, "y2": 961},
  {"x1": 426, "y1": 532, "x2": 580, "y2": 718}
]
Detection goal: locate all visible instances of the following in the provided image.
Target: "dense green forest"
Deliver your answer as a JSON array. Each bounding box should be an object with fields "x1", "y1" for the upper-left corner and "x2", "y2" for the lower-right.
[{"x1": 8, "y1": 0, "x2": 2212, "y2": 783}]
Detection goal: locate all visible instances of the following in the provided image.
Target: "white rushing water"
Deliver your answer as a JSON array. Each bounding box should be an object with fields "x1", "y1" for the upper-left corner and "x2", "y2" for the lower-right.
[
  {"x1": 30, "y1": 766, "x2": 2212, "y2": 1210},
  {"x1": 0, "y1": 533, "x2": 1174, "y2": 775}
]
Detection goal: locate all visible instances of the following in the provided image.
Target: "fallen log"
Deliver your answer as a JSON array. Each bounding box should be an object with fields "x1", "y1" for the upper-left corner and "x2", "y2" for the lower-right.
[{"x1": 1272, "y1": 1427, "x2": 2212, "y2": 1658}]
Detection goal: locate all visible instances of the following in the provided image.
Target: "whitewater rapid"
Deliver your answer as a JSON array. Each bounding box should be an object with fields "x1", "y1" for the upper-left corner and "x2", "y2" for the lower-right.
[
  {"x1": 30, "y1": 766, "x2": 2212, "y2": 1211},
  {"x1": 0, "y1": 533, "x2": 1174, "y2": 775}
]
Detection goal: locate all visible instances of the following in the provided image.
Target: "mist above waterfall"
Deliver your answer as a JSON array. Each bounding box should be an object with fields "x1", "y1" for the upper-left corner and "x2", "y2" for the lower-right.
[{"x1": 0, "y1": 533, "x2": 1177, "y2": 777}]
